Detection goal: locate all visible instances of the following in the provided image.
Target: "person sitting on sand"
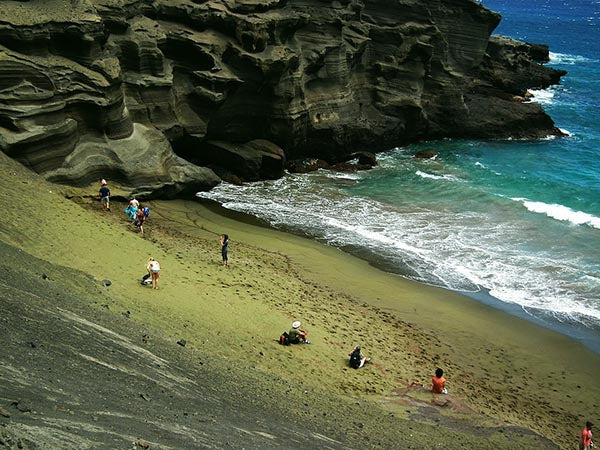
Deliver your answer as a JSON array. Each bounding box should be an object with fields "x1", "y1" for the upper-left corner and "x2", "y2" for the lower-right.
[
  {"x1": 98, "y1": 183, "x2": 110, "y2": 211},
  {"x1": 146, "y1": 257, "x2": 160, "y2": 290},
  {"x1": 220, "y1": 234, "x2": 229, "y2": 267},
  {"x1": 348, "y1": 345, "x2": 371, "y2": 369},
  {"x1": 432, "y1": 368, "x2": 447, "y2": 394},
  {"x1": 580, "y1": 421, "x2": 593, "y2": 450},
  {"x1": 289, "y1": 321, "x2": 310, "y2": 344}
]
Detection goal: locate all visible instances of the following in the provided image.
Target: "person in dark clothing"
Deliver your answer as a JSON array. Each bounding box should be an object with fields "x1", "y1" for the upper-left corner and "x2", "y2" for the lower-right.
[
  {"x1": 134, "y1": 208, "x2": 146, "y2": 235},
  {"x1": 220, "y1": 234, "x2": 229, "y2": 267},
  {"x1": 98, "y1": 184, "x2": 110, "y2": 211},
  {"x1": 348, "y1": 346, "x2": 370, "y2": 369}
]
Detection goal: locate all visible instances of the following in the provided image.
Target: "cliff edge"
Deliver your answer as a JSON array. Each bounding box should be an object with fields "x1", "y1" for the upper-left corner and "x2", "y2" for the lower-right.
[{"x1": 0, "y1": 0, "x2": 566, "y2": 192}]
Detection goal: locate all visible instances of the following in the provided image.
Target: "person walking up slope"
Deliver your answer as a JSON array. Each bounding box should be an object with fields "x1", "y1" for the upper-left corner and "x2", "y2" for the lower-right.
[
  {"x1": 580, "y1": 421, "x2": 593, "y2": 450},
  {"x1": 432, "y1": 368, "x2": 447, "y2": 394},
  {"x1": 135, "y1": 208, "x2": 146, "y2": 235},
  {"x1": 98, "y1": 182, "x2": 110, "y2": 211}
]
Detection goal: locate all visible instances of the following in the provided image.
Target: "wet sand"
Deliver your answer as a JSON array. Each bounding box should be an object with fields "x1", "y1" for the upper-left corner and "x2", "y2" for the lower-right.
[{"x1": 0, "y1": 152, "x2": 598, "y2": 447}]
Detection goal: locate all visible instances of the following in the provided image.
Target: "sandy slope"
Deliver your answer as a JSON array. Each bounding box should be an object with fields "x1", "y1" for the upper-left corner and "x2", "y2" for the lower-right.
[{"x1": 0, "y1": 152, "x2": 597, "y2": 448}]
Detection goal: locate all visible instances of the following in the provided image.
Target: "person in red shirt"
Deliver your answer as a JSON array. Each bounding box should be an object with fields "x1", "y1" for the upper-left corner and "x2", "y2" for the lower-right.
[
  {"x1": 432, "y1": 367, "x2": 447, "y2": 394},
  {"x1": 580, "y1": 421, "x2": 593, "y2": 450}
]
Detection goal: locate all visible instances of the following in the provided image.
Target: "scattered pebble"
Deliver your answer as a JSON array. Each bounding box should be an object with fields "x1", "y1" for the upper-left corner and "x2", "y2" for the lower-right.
[{"x1": 12, "y1": 400, "x2": 32, "y2": 413}]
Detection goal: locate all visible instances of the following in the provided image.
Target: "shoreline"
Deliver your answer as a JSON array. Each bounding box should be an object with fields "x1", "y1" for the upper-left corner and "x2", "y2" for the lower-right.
[
  {"x1": 197, "y1": 197, "x2": 600, "y2": 355},
  {"x1": 1, "y1": 148, "x2": 597, "y2": 448}
]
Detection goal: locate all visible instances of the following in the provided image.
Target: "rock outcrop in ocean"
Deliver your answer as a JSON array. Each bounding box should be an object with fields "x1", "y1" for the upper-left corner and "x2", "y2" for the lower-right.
[{"x1": 0, "y1": 0, "x2": 566, "y2": 194}]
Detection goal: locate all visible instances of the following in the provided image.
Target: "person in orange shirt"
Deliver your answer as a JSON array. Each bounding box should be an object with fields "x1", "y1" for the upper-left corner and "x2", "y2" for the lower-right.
[
  {"x1": 432, "y1": 367, "x2": 447, "y2": 394},
  {"x1": 580, "y1": 421, "x2": 593, "y2": 450}
]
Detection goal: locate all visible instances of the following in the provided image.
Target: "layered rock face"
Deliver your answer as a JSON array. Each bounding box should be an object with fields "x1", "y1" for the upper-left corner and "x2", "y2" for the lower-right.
[{"x1": 0, "y1": 0, "x2": 566, "y2": 192}]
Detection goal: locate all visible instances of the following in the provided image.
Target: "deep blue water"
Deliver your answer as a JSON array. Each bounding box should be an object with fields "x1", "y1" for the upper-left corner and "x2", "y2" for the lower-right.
[{"x1": 199, "y1": 0, "x2": 600, "y2": 351}]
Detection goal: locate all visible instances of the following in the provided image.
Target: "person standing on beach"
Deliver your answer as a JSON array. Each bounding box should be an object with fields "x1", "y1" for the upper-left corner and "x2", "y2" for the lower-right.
[
  {"x1": 98, "y1": 182, "x2": 110, "y2": 211},
  {"x1": 432, "y1": 368, "x2": 447, "y2": 394},
  {"x1": 220, "y1": 234, "x2": 229, "y2": 267},
  {"x1": 580, "y1": 421, "x2": 593, "y2": 450},
  {"x1": 146, "y1": 257, "x2": 160, "y2": 290}
]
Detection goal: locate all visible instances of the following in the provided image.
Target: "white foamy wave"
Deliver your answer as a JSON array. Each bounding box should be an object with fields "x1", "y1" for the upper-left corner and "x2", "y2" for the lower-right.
[
  {"x1": 197, "y1": 175, "x2": 600, "y2": 328},
  {"x1": 512, "y1": 198, "x2": 600, "y2": 229},
  {"x1": 526, "y1": 89, "x2": 554, "y2": 105},
  {"x1": 549, "y1": 52, "x2": 592, "y2": 65},
  {"x1": 325, "y1": 217, "x2": 428, "y2": 257},
  {"x1": 323, "y1": 172, "x2": 362, "y2": 181},
  {"x1": 415, "y1": 170, "x2": 460, "y2": 181},
  {"x1": 475, "y1": 161, "x2": 486, "y2": 169},
  {"x1": 488, "y1": 286, "x2": 600, "y2": 323},
  {"x1": 559, "y1": 128, "x2": 573, "y2": 137}
]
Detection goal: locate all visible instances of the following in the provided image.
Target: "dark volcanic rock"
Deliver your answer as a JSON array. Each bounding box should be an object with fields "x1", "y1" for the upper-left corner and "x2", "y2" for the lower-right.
[
  {"x1": 353, "y1": 152, "x2": 377, "y2": 167},
  {"x1": 0, "y1": 0, "x2": 567, "y2": 191},
  {"x1": 414, "y1": 149, "x2": 438, "y2": 160},
  {"x1": 287, "y1": 158, "x2": 330, "y2": 174},
  {"x1": 527, "y1": 43, "x2": 551, "y2": 63},
  {"x1": 329, "y1": 162, "x2": 373, "y2": 172},
  {"x1": 478, "y1": 35, "x2": 566, "y2": 95},
  {"x1": 201, "y1": 139, "x2": 285, "y2": 182}
]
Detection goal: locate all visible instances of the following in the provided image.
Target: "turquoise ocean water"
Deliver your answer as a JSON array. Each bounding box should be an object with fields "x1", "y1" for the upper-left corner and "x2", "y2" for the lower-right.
[{"x1": 198, "y1": 0, "x2": 600, "y2": 352}]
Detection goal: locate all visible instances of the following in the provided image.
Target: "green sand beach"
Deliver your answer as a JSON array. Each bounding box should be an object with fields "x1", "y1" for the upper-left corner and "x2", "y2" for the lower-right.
[{"x1": 0, "y1": 152, "x2": 598, "y2": 448}]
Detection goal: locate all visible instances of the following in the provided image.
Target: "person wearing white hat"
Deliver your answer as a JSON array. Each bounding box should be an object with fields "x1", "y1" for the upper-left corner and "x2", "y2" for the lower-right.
[{"x1": 288, "y1": 320, "x2": 310, "y2": 344}]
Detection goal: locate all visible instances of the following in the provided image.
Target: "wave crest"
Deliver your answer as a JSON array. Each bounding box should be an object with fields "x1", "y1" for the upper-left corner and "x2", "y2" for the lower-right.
[
  {"x1": 415, "y1": 170, "x2": 460, "y2": 181},
  {"x1": 526, "y1": 88, "x2": 554, "y2": 105},
  {"x1": 512, "y1": 198, "x2": 600, "y2": 229},
  {"x1": 549, "y1": 52, "x2": 593, "y2": 64}
]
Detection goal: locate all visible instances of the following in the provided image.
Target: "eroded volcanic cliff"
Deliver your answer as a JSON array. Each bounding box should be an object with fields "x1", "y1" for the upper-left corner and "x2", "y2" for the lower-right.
[{"x1": 0, "y1": 0, "x2": 566, "y2": 194}]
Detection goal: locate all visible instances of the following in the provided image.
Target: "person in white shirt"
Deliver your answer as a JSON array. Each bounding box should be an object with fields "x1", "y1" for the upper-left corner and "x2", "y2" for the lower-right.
[{"x1": 146, "y1": 257, "x2": 161, "y2": 289}]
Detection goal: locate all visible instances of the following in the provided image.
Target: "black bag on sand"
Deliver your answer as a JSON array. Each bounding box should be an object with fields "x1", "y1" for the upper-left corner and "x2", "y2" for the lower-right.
[
  {"x1": 279, "y1": 332, "x2": 290, "y2": 346},
  {"x1": 141, "y1": 273, "x2": 151, "y2": 285}
]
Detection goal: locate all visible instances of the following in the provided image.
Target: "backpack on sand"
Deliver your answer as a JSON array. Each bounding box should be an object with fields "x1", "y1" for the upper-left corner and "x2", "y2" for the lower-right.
[
  {"x1": 349, "y1": 351, "x2": 361, "y2": 369},
  {"x1": 279, "y1": 332, "x2": 290, "y2": 346}
]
